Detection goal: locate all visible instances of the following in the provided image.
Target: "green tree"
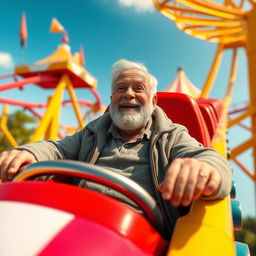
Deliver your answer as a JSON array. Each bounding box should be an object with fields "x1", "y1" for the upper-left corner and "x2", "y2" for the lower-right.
[
  {"x1": 0, "y1": 110, "x2": 36, "y2": 152},
  {"x1": 235, "y1": 217, "x2": 256, "y2": 256}
]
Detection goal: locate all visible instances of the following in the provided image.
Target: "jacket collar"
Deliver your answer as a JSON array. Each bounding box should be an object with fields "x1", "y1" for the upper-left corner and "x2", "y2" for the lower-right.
[{"x1": 152, "y1": 106, "x2": 175, "y2": 133}]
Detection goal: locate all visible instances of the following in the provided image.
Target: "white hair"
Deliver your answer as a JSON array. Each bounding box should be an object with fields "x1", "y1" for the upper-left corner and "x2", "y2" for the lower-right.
[{"x1": 111, "y1": 59, "x2": 158, "y2": 96}]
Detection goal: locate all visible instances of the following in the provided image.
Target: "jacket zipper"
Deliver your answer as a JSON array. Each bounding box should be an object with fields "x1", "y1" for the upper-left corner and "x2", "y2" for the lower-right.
[
  {"x1": 150, "y1": 129, "x2": 176, "y2": 236},
  {"x1": 77, "y1": 131, "x2": 99, "y2": 188}
]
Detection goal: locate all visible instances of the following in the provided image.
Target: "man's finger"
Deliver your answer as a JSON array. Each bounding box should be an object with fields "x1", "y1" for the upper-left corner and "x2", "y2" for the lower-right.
[
  {"x1": 3, "y1": 158, "x2": 23, "y2": 181},
  {"x1": 181, "y1": 167, "x2": 200, "y2": 206},
  {"x1": 191, "y1": 170, "x2": 210, "y2": 200},
  {"x1": 171, "y1": 165, "x2": 191, "y2": 206},
  {"x1": 202, "y1": 170, "x2": 221, "y2": 196},
  {"x1": 159, "y1": 159, "x2": 182, "y2": 200}
]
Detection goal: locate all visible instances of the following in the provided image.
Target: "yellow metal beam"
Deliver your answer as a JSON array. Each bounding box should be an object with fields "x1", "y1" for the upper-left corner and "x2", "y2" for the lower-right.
[
  {"x1": 0, "y1": 105, "x2": 19, "y2": 147},
  {"x1": 44, "y1": 97, "x2": 52, "y2": 140},
  {"x1": 225, "y1": 47, "x2": 238, "y2": 98},
  {"x1": 175, "y1": 17, "x2": 241, "y2": 27},
  {"x1": 183, "y1": 24, "x2": 207, "y2": 30},
  {"x1": 174, "y1": 0, "x2": 245, "y2": 19},
  {"x1": 220, "y1": 35, "x2": 246, "y2": 44},
  {"x1": 191, "y1": 26, "x2": 243, "y2": 36},
  {"x1": 66, "y1": 79, "x2": 84, "y2": 130},
  {"x1": 201, "y1": 44, "x2": 224, "y2": 98},
  {"x1": 230, "y1": 137, "x2": 255, "y2": 159},
  {"x1": 153, "y1": 1, "x2": 243, "y2": 27},
  {"x1": 164, "y1": 5, "x2": 210, "y2": 15},
  {"x1": 212, "y1": 47, "x2": 237, "y2": 151},
  {"x1": 30, "y1": 75, "x2": 68, "y2": 142},
  {"x1": 154, "y1": 0, "x2": 245, "y2": 18},
  {"x1": 212, "y1": 94, "x2": 231, "y2": 153},
  {"x1": 233, "y1": 157, "x2": 256, "y2": 181},
  {"x1": 246, "y1": 5, "x2": 256, "y2": 203},
  {"x1": 228, "y1": 108, "x2": 256, "y2": 128},
  {"x1": 44, "y1": 95, "x2": 61, "y2": 141},
  {"x1": 49, "y1": 96, "x2": 61, "y2": 140}
]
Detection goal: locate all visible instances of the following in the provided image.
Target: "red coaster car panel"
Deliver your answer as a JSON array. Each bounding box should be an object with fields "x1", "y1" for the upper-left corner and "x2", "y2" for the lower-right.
[
  {"x1": 157, "y1": 92, "x2": 211, "y2": 147},
  {"x1": 0, "y1": 181, "x2": 167, "y2": 255}
]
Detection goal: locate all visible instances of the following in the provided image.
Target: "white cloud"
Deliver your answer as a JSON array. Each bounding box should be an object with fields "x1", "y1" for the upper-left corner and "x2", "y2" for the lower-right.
[
  {"x1": 0, "y1": 52, "x2": 14, "y2": 68},
  {"x1": 118, "y1": 0, "x2": 154, "y2": 13}
]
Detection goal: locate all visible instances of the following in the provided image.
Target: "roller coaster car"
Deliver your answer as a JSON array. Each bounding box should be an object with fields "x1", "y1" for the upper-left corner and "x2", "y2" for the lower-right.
[
  {"x1": 0, "y1": 161, "x2": 168, "y2": 256},
  {"x1": 0, "y1": 92, "x2": 237, "y2": 256}
]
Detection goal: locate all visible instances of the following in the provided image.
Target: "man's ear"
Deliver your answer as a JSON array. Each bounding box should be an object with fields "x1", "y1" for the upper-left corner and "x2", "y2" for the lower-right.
[{"x1": 152, "y1": 94, "x2": 157, "y2": 107}]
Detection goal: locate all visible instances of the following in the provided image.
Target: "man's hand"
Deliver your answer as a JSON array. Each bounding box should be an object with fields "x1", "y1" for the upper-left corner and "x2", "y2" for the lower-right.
[
  {"x1": 0, "y1": 150, "x2": 36, "y2": 182},
  {"x1": 158, "y1": 158, "x2": 221, "y2": 207}
]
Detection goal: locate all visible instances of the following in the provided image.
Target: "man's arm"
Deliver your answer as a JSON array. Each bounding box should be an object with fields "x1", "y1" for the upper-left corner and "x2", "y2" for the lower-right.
[
  {"x1": 0, "y1": 128, "x2": 86, "y2": 182},
  {"x1": 159, "y1": 158, "x2": 221, "y2": 207},
  {"x1": 159, "y1": 127, "x2": 232, "y2": 207}
]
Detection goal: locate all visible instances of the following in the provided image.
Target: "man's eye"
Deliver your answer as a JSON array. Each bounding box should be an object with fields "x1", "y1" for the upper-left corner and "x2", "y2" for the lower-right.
[
  {"x1": 117, "y1": 87, "x2": 125, "y2": 92},
  {"x1": 135, "y1": 86, "x2": 144, "y2": 92}
]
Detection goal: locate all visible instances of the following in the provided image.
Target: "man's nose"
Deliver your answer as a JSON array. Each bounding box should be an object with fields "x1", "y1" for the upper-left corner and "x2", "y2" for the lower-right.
[{"x1": 124, "y1": 87, "x2": 135, "y2": 98}]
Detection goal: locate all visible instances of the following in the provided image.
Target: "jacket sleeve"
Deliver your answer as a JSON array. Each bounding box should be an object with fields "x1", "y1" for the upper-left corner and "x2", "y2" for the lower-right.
[
  {"x1": 169, "y1": 126, "x2": 232, "y2": 200},
  {"x1": 16, "y1": 128, "x2": 86, "y2": 161}
]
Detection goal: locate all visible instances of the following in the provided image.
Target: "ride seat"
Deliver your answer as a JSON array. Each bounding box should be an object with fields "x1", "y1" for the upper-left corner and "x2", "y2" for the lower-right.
[
  {"x1": 197, "y1": 98, "x2": 223, "y2": 139},
  {"x1": 156, "y1": 92, "x2": 211, "y2": 147},
  {"x1": 197, "y1": 98, "x2": 223, "y2": 121},
  {"x1": 197, "y1": 102, "x2": 218, "y2": 139}
]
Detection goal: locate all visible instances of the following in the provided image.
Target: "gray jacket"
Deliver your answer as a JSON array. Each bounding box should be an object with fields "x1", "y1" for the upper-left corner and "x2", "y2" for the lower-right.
[{"x1": 19, "y1": 106, "x2": 232, "y2": 237}]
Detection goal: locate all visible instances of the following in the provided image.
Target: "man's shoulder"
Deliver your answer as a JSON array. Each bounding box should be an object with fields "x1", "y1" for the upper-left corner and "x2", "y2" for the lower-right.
[
  {"x1": 153, "y1": 106, "x2": 174, "y2": 130},
  {"x1": 86, "y1": 112, "x2": 112, "y2": 132}
]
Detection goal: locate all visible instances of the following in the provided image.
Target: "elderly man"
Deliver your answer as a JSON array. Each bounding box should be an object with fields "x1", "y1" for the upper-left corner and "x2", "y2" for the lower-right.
[{"x1": 0, "y1": 59, "x2": 232, "y2": 237}]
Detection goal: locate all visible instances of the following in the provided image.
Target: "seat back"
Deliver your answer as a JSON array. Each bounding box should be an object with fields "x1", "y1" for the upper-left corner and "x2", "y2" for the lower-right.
[
  {"x1": 197, "y1": 98, "x2": 223, "y2": 139},
  {"x1": 197, "y1": 98, "x2": 223, "y2": 122},
  {"x1": 157, "y1": 92, "x2": 211, "y2": 147},
  {"x1": 197, "y1": 102, "x2": 218, "y2": 139}
]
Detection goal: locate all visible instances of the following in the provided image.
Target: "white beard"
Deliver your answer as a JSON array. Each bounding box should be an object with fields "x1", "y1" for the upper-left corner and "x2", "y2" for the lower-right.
[{"x1": 110, "y1": 99, "x2": 154, "y2": 131}]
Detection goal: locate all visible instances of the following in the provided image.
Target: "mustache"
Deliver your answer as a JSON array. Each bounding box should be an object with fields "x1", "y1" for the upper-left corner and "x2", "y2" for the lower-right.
[{"x1": 118, "y1": 98, "x2": 142, "y2": 106}]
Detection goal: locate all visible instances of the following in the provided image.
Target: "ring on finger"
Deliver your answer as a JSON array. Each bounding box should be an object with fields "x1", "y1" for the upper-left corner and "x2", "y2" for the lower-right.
[{"x1": 198, "y1": 173, "x2": 207, "y2": 179}]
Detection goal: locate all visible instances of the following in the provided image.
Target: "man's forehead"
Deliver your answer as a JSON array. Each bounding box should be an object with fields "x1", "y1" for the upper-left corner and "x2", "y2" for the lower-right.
[{"x1": 115, "y1": 69, "x2": 148, "y2": 83}]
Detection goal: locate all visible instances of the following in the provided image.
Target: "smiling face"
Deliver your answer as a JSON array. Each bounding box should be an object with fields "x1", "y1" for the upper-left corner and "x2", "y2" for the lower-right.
[{"x1": 110, "y1": 69, "x2": 157, "y2": 133}]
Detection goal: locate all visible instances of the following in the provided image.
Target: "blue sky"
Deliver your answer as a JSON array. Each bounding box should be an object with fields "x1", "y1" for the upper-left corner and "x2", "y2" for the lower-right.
[{"x1": 0, "y1": 0, "x2": 255, "y2": 217}]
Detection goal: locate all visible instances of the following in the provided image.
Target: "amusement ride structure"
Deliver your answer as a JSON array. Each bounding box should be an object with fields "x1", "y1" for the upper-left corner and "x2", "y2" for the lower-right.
[
  {"x1": 153, "y1": 0, "x2": 256, "y2": 200},
  {"x1": 0, "y1": 4, "x2": 253, "y2": 256},
  {"x1": 0, "y1": 17, "x2": 103, "y2": 147}
]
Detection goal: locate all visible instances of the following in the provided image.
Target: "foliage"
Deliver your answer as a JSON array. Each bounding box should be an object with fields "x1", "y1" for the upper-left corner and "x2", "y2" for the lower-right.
[
  {"x1": 235, "y1": 217, "x2": 256, "y2": 256},
  {"x1": 0, "y1": 110, "x2": 36, "y2": 152}
]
